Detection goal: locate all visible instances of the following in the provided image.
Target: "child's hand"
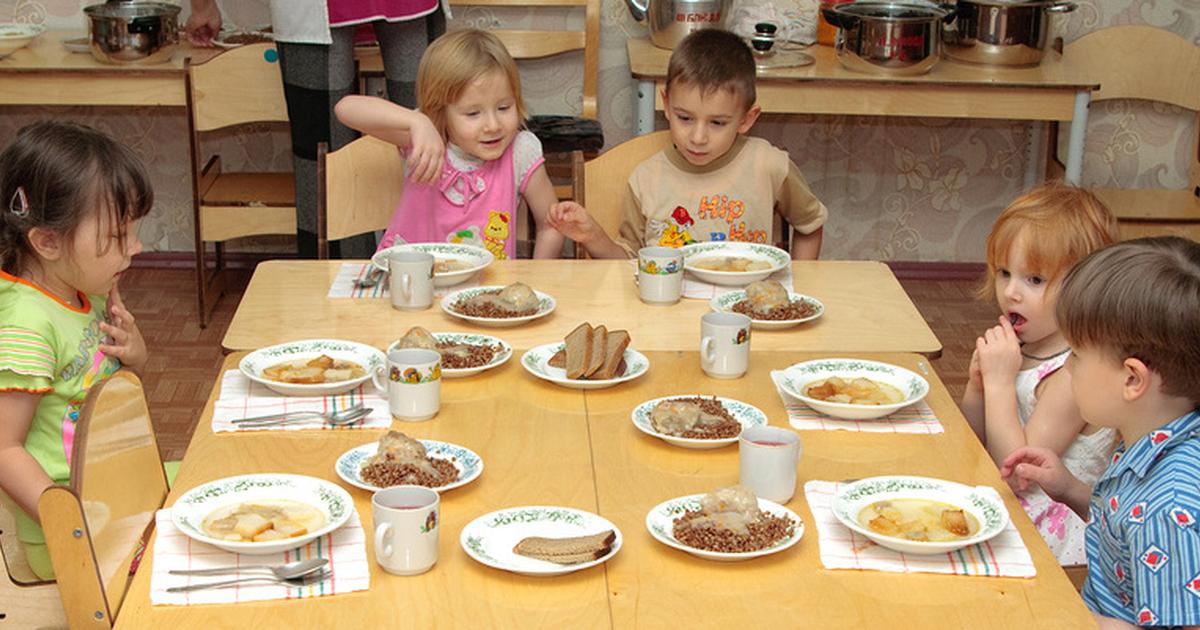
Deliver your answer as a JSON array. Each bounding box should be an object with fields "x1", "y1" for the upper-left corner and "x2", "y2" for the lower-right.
[
  {"x1": 1001, "y1": 446, "x2": 1070, "y2": 494},
  {"x1": 967, "y1": 348, "x2": 983, "y2": 391},
  {"x1": 99, "y1": 285, "x2": 148, "y2": 372},
  {"x1": 407, "y1": 115, "x2": 445, "y2": 185},
  {"x1": 977, "y1": 316, "x2": 1022, "y2": 387},
  {"x1": 547, "y1": 201, "x2": 600, "y2": 243}
]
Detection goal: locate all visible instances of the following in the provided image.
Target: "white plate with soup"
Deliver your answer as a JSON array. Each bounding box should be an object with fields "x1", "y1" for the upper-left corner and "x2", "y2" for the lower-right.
[
  {"x1": 171, "y1": 473, "x2": 354, "y2": 555},
  {"x1": 371, "y1": 242, "x2": 494, "y2": 287},
  {"x1": 777, "y1": 358, "x2": 929, "y2": 420},
  {"x1": 831, "y1": 476, "x2": 1010, "y2": 555},
  {"x1": 681, "y1": 242, "x2": 790, "y2": 286},
  {"x1": 240, "y1": 339, "x2": 386, "y2": 396}
]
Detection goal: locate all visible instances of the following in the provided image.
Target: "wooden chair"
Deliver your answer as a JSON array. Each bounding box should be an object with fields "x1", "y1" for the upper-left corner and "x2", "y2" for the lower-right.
[
  {"x1": 38, "y1": 371, "x2": 169, "y2": 629},
  {"x1": 0, "y1": 494, "x2": 66, "y2": 628},
  {"x1": 187, "y1": 43, "x2": 297, "y2": 327},
  {"x1": 569, "y1": 131, "x2": 672, "y2": 257},
  {"x1": 316, "y1": 136, "x2": 406, "y2": 259},
  {"x1": 1049, "y1": 26, "x2": 1200, "y2": 240}
]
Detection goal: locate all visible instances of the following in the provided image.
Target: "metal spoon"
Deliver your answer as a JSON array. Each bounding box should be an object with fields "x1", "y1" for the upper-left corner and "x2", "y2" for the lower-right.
[
  {"x1": 166, "y1": 568, "x2": 332, "y2": 593},
  {"x1": 169, "y1": 557, "x2": 328, "y2": 579},
  {"x1": 353, "y1": 267, "x2": 386, "y2": 289}
]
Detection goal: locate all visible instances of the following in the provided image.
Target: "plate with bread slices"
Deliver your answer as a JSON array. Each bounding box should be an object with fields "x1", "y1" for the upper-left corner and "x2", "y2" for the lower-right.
[
  {"x1": 460, "y1": 506, "x2": 622, "y2": 576},
  {"x1": 520, "y1": 323, "x2": 649, "y2": 390}
]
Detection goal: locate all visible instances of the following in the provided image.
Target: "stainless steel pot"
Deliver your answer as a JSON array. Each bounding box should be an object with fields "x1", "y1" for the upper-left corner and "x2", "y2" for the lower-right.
[
  {"x1": 943, "y1": 0, "x2": 1075, "y2": 66},
  {"x1": 625, "y1": 0, "x2": 732, "y2": 50},
  {"x1": 84, "y1": 0, "x2": 180, "y2": 65},
  {"x1": 822, "y1": 2, "x2": 956, "y2": 76}
]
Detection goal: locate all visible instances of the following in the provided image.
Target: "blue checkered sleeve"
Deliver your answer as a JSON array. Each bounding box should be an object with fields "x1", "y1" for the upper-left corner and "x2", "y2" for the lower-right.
[{"x1": 1129, "y1": 490, "x2": 1200, "y2": 627}]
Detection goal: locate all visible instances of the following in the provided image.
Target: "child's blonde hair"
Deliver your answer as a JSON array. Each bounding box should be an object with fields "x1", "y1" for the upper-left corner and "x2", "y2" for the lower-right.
[
  {"x1": 979, "y1": 183, "x2": 1118, "y2": 300},
  {"x1": 1056, "y1": 237, "x2": 1200, "y2": 403},
  {"x1": 416, "y1": 29, "x2": 527, "y2": 139}
]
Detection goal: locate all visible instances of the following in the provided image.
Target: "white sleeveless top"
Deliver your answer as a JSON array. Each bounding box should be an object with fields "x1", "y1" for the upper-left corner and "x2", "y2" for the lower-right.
[{"x1": 1015, "y1": 351, "x2": 1116, "y2": 565}]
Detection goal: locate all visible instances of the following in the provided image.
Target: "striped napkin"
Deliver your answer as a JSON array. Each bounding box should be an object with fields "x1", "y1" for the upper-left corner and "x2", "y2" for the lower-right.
[
  {"x1": 212, "y1": 370, "x2": 392, "y2": 432},
  {"x1": 769, "y1": 371, "x2": 944, "y2": 434},
  {"x1": 326, "y1": 262, "x2": 477, "y2": 299},
  {"x1": 150, "y1": 509, "x2": 371, "y2": 605},
  {"x1": 804, "y1": 480, "x2": 1036, "y2": 578}
]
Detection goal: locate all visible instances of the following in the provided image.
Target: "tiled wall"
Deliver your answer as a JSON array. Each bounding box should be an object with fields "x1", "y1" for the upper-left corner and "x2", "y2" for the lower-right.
[{"x1": 1, "y1": 0, "x2": 1194, "y2": 261}]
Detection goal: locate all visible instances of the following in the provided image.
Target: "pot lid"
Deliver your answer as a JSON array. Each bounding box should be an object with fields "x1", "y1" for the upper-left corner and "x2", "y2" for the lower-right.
[
  {"x1": 84, "y1": 1, "x2": 182, "y2": 19},
  {"x1": 831, "y1": 2, "x2": 951, "y2": 19}
]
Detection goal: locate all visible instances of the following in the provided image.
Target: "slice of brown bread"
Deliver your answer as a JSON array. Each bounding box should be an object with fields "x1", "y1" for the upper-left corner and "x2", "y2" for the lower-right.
[
  {"x1": 584, "y1": 325, "x2": 608, "y2": 378},
  {"x1": 512, "y1": 529, "x2": 616, "y2": 561},
  {"x1": 595, "y1": 330, "x2": 630, "y2": 379},
  {"x1": 514, "y1": 547, "x2": 611, "y2": 564},
  {"x1": 564, "y1": 323, "x2": 593, "y2": 380},
  {"x1": 548, "y1": 349, "x2": 566, "y2": 368}
]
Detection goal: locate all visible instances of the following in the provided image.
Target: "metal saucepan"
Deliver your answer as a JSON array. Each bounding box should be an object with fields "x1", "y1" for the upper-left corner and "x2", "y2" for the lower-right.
[
  {"x1": 943, "y1": 0, "x2": 1076, "y2": 66},
  {"x1": 84, "y1": 0, "x2": 180, "y2": 65},
  {"x1": 822, "y1": 2, "x2": 957, "y2": 76}
]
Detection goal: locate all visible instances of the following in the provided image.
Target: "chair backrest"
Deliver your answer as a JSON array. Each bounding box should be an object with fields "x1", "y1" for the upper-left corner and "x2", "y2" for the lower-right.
[
  {"x1": 1065, "y1": 26, "x2": 1200, "y2": 190},
  {"x1": 571, "y1": 131, "x2": 673, "y2": 253},
  {"x1": 186, "y1": 43, "x2": 289, "y2": 132},
  {"x1": 40, "y1": 371, "x2": 167, "y2": 629},
  {"x1": 317, "y1": 136, "x2": 406, "y2": 258},
  {"x1": 356, "y1": 0, "x2": 600, "y2": 119}
]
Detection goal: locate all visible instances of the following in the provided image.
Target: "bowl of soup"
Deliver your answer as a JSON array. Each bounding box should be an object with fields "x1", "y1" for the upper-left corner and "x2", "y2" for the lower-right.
[
  {"x1": 777, "y1": 358, "x2": 929, "y2": 420},
  {"x1": 240, "y1": 339, "x2": 385, "y2": 396},
  {"x1": 171, "y1": 473, "x2": 354, "y2": 555},
  {"x1": 680, "y1": 242, "x2": 790, "y2": 286},
  {"x1": 831, "y1": 476, "x2": 1009, "y2": 555},
  {"x1": 371, "y1": 242, "x2": 494, "y2": 287}
]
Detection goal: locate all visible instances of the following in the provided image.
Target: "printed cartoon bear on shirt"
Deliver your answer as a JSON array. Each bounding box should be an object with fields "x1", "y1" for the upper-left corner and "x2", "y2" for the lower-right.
[{"x1": 483, "y1": 211, "x2": 511, "y2": 260}]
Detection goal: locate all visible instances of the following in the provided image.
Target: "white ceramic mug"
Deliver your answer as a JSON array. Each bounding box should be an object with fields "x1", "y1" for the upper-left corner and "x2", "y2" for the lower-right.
[
  {"x1": 372, "y1": 348, "x2": 441, "y2": 421},
  {"x1": 637, "y1": 246, "x2": 684, "y2": 305},
  {"x1": 699, "y1": 312, "x2": 752, "y2": 379},
  {"x1": 739, "y1": 426, "x2": 802, "y2": 503},
  {"x1": 388, "y1": 251, "x2": 435, "y2": 310},
  {"x1": 372, "y1": 485, "x2": 439, "y2": 576}
]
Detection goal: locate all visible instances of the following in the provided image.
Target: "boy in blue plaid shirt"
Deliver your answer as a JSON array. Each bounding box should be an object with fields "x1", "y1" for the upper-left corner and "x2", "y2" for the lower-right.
[{"x1": 1002, "y1": 236, "x2": 1200, "y2": 629}]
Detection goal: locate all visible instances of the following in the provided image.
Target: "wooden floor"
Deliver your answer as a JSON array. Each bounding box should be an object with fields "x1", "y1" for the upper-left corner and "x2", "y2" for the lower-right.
[{"x1": 119, "y1": 267, "x2": 997, "y2": 461}]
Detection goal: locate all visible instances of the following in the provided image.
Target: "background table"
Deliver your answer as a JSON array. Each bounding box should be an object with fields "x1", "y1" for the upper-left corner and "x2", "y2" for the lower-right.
[
  {"x1": 0, "y1": 31, "x2": 219, "y2": 107},
  {"x1": 627, "y1": 38, "x2": 1098, "y2": 186},
  {"x1": 115, "y1": 351, "x2": 1094, "y2": 628},
  {"x1": 221, "y1": 259, "x2": 942, "y2": 356}
]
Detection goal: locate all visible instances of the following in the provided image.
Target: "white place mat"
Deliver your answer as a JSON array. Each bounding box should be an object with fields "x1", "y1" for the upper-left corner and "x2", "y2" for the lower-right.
[
  {"x1": 150, "y1": 509, "x2": 370, "y2": 605},
  {"x1": 212, "y1": 370, "x2": 392, "y2": 432},
  {"x1": 769, "y1": 371, "x2": 944, "y2": 434},
  {"x1": 327, "y1": 263, "x2": 477, "y2": 299},
  {"x1": 804, "y1": 480, "x2": 1036, "y2": 578}
]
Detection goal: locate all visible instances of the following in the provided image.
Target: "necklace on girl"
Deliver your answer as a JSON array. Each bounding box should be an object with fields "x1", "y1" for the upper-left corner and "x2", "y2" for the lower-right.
[{"x1": 1021, "y1": 346, "x2": 1071, "y2": 362}]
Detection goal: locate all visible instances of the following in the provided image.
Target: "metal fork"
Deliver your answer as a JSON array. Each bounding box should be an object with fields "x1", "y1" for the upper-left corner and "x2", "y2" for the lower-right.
[
  {"x1": 231, "y1": 404, "x2": 369, "y2": 427},
  {"x1": 166, "y1": 569, "x2": 332, "y2": 593}
]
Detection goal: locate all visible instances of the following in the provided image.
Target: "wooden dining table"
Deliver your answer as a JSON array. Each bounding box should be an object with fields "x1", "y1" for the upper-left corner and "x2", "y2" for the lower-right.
[
  {"x1": 221, "y1": 259, "x2": 943, "y2": 357},
  {"x1": 115, "y1": 350, "x2": 1094, "y2": 628}
]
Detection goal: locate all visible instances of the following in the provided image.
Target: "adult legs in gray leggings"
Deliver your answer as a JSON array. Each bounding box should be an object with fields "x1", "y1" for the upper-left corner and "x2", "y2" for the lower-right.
[{"x1": 276, "y1": 12, "x2": 445, "y2": 259}]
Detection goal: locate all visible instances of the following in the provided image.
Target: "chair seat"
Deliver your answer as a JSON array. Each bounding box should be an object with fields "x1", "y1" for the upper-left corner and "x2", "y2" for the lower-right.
[
  {"x1": 528, "y1": 115, "x2": 604, "y2": 154},
  {"x1": 202, "y1": 172, "x2": 295, "y2": 207},
  {"x1": 1094, "y1": 187, "x2": 1200, "y2": 222}
]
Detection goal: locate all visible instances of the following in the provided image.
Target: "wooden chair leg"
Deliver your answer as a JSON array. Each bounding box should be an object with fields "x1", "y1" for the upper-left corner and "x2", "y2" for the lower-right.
[
  {"x1": 0, "y1": 576, "x2": 66, "y2": 630},
  {"x1": 40, "y1": 488, "x2": 109, "y2": 629},
  {"x1": 194, "y1": 238, "x2": 209, "y2": 329}
]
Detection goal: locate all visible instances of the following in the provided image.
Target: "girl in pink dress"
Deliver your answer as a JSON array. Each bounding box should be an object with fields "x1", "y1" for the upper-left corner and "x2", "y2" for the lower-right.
[
  {"x1": 335, "y1": 29, "x2": 567, "y2": 259},
  {"x1": 961, "y1": 183, "x2": 1120, "y2": 565}
]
